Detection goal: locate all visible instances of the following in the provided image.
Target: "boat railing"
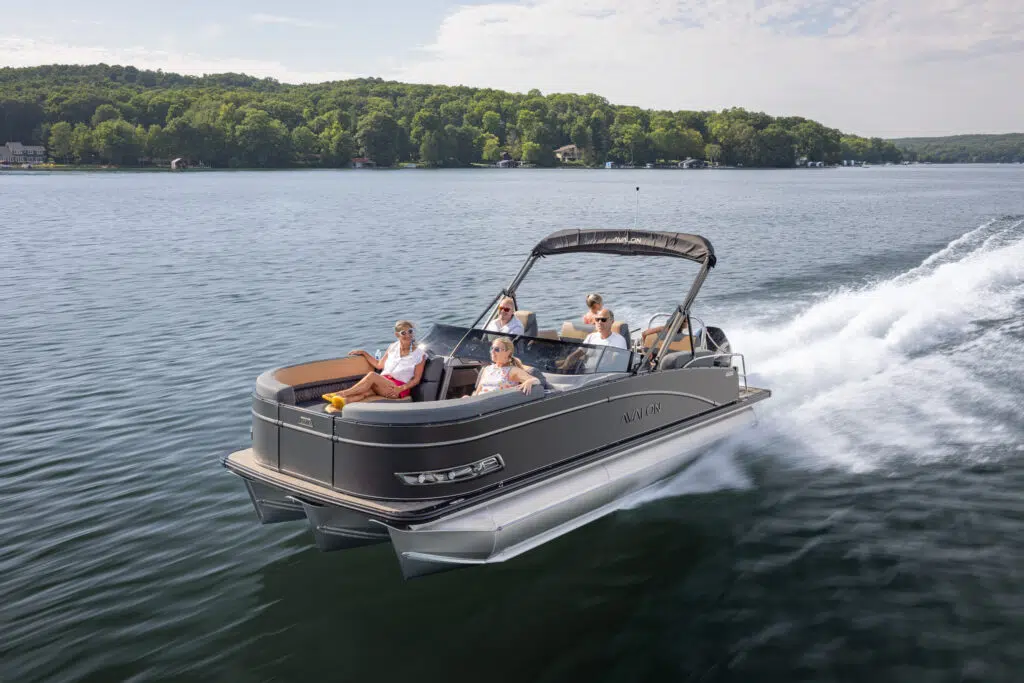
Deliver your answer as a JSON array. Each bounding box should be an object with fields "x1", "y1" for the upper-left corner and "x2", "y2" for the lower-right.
[
  {"x1": 683, "y1": 352, "x2": 748, "y2": 392},
  {"x1": 645, "y1": 312, "x2": 673, "y2": 331}
]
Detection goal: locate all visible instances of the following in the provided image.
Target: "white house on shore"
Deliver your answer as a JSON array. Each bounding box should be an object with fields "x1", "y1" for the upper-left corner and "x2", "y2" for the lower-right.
[{"x1": 0, "y1": 142, "x2": 46, "y2": 164}]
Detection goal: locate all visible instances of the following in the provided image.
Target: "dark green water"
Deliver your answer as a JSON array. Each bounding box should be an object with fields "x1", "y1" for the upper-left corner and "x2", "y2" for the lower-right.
[{"x1": 2, "y1": 167, "x2": 1023, "y2": 682}]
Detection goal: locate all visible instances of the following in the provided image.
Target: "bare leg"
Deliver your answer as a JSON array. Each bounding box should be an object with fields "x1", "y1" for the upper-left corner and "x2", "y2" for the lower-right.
[
  {"x1": 326, "y1": 387, "x2": 376, "y2": 412},
  {"x1": 341, "y1": 388, "x2": 379, "y2": 405},
  {"x1": 342, "y1": 373, "x2": 400, "y2": 398}
]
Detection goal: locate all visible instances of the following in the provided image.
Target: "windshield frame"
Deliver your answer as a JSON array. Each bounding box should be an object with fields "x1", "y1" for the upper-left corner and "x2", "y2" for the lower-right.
[{"x1": 419, "y1": 323, "x2": 633, "y2": 376}]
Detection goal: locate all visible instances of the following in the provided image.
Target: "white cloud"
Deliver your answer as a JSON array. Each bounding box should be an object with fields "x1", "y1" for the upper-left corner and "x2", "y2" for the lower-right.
[
  {"x1": 248, "y1": 13, "x2": 330, "y2": 29},
  {"x1": 393, "y1": 0, "x2": 1024, "y2": 136},
  {"x1": 0, "y1": 36, "x2": 356, "y2": 84},
  {"x1": 198, "y1": 23, "x2": 225, "y2": 40}
]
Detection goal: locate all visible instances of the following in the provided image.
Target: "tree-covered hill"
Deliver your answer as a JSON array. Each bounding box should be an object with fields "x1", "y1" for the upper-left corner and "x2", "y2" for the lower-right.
[
  {"x1": 891, "y1": 134, "x2": 1024, "y2": 164},
  {"x1": 0, "y1": 63, "x2": 905, "y2": 168}
]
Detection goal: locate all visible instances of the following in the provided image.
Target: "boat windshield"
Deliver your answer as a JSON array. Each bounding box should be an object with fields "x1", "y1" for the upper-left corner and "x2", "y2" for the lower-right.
[{"x1": 418, "y1": 323, "x2": 632, "y2": 375}]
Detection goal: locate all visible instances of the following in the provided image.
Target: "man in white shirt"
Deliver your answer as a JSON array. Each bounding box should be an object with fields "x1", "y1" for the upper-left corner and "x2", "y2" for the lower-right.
[
  {"x1": 583, "y1": 308, "x2": 627, "y2": 349},
  {"x1": 484, "y1": 296, "x2": 525, "y2": 336}
]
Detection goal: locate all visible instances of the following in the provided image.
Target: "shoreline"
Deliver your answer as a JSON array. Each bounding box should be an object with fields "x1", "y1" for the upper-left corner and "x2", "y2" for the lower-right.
[{"x1": 4, "y1": 162, "x2": 1019, "y2": 174}]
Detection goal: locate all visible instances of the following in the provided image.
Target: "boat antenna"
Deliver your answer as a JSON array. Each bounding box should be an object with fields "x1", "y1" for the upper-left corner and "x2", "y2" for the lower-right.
[{"x1": 634, "y1": 186, "x2": 640, "y2": 230}]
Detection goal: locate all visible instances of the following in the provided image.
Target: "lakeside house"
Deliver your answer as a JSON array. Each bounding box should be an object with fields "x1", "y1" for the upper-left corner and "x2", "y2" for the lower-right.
[
  {"x1": 351, "y1": 157, "x2": 375, "y2": 168},
  {"x1": 678, "y1": 158, "x2": 704, "y2": 169},
  {"x1": 1, "y1": 141, "x2": 46, "y2": 164},
  {"x1": 554, "y1": 144, "x2": 582, "y2": 162}
]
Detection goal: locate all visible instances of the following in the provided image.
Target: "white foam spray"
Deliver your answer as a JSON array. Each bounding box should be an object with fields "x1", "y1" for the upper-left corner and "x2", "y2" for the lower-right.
[
  {"x1": 727, "y1": 216, "x2": 1024, "y2": 471},
  {"x1": 619, "y1": 217, "x2": 1024, "y2": 505}
]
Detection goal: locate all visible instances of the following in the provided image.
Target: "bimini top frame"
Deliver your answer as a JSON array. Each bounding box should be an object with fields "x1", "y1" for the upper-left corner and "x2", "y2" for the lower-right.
[{"x1": 450, "y1": 228, "x2": 717, "y2": 373}]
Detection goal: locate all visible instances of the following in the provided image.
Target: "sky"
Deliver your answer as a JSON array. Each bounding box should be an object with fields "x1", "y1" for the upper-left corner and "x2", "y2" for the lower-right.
[{"x1": 2, "y1": 0, "x2": 1022, "y2": 138}]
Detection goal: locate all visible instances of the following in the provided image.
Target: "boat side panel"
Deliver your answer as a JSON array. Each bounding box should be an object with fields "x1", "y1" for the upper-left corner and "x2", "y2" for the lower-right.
[
  {"x1": 331, "y1": 368, "x2": 740, "y2": 500},
  {"x1": 279, "y1": 405, "x2": 334, "y2": 485},
  {"x1": 251, "y1": 396, "x2": 280, "y2": 470}
]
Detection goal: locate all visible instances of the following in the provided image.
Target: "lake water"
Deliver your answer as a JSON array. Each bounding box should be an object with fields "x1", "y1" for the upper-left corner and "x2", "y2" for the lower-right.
[{"x1": 2, "y1": 166, "x2": 1023, "y2": 682}]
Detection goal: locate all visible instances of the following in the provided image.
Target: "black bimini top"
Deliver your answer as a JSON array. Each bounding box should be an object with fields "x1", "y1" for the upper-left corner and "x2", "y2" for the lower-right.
[{"x1": 531, "y1": 229, "x2": 716, "y2": 267}]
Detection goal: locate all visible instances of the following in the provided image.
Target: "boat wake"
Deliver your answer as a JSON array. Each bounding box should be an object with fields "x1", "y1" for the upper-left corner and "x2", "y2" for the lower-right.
[
  {"x1": 621, "y1": 216, "x2": 1024, "y2": 506},
  {"x1": 728, "y1": 215, "x2": 1024, "y2": 471}
]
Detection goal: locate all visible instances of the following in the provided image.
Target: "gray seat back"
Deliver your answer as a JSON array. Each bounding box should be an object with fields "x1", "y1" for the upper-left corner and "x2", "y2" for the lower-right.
[
  {"x1": 658, "y1": 350, "x2": 717, "y2": 371},
  {"x1": 411, "y1": 355, "x2": 445, "y2": 402},
  {"x1": 514, "y1": 311, "x2": 538, "y2": 337}
]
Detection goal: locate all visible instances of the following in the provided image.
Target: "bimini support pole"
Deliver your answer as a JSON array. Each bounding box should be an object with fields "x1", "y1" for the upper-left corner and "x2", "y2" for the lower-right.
[{"x1": 637, "y1": 260, "x2": 711, "y2": 372}]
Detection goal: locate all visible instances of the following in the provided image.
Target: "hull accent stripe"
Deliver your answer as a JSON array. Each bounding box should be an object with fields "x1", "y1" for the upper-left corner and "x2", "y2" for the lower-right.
[{"x1": 326, "y1": 391, "x2": 724, "y2": 449}]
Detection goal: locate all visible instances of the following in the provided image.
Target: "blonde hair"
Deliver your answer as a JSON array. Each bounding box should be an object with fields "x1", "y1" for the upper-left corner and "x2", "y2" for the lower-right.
[
  {"x1": 394, "y1": 320, "x2": 414, "y2": 333},
  {"x1": 586, "y1": 293, "x2": 603, "y2": 308},
  {"x1": 492, "y1": 336, "x2": 525, "y2": 369}
]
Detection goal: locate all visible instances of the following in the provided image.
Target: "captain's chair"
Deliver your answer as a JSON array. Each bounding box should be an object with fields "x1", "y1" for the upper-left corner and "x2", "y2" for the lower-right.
[{"x1": 514, "y1": 310, "x2": 538, "y2": 337}]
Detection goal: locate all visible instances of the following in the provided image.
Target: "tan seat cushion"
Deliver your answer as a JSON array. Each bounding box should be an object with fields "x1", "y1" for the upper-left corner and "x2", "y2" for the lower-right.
[
  {"x1": 559, "y1": 321, "x2": 591, "y2": 339},
  {"x1": 362, "y1": 395, "x2": 413, "y2": 403},
  {"x1": 643, "y1": 331, "x2": 692, "y2": 352}
]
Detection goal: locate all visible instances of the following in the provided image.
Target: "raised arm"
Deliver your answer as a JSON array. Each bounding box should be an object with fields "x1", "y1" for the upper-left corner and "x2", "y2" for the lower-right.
[{"x1": 349, "y1": 348, "x2": 385, "y2": 371}]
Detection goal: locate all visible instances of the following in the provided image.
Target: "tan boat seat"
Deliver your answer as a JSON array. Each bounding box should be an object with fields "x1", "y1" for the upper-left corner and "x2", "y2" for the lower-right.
[
  {"x1": 513, "y1": 310, "x2": 538, "y2": 337},
  {"x1": 643, "y1": 332, "x2": 692, "y2": 352},
  {"x1": 559, "y1": 321, "x2": 591, "y2": 340}
]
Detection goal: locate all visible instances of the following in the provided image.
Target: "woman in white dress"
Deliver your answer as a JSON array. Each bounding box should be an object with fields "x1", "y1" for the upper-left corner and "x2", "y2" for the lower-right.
[
  {"x1": 323, "y1": 320, "x2": 427, "y2": 412},
  {"x1": 470, "y1": 337, "x2": 539, "y2": 396}
]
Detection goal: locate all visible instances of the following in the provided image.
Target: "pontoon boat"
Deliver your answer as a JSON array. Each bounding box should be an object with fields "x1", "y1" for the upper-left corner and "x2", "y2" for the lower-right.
[{"x1": 224, "y1": 229, "x2": 770, "y2": 578}]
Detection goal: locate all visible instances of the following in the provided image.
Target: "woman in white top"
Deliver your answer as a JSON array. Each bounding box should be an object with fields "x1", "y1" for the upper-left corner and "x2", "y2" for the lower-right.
[
  {"x1": 471, "y1": 337, "x2": 539, "y2": 396},
  {"x1": 484, "y1": 296, "x2": 525, "y2": 336},
  {"x1": 323, "y1": 320, "x2": 427, "y2": 412}
]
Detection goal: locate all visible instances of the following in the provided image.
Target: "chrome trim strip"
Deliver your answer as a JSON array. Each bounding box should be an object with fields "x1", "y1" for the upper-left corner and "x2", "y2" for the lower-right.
[
  {"x1": 252, "y1": 411, "x2": 281, "y2": 426},
  {"x1": 612, "y1": 390, "x2": 719, "y2": 407},
  {"x1": 331, "y1": 390, "x2": 723, "y2": 449},
  {"x1": 315, "y1": 525, "x2": 389, "y2": 540},
  {"x1": 252, "y1": 410, "x2": 334, "y2": 440}
]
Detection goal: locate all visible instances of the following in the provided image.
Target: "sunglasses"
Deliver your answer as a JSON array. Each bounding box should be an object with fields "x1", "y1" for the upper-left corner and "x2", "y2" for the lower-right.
[
  {"x1": 594, "y1": 317, "x2": 609, "y2": 322},
  {"x1": 398, "y1": 329, "x2": 415, "y2": 336},
  {"x1": 490, "y1": 346, "x2": 506, "y2": 352},
  {"x1": 497, "y1": 306, "x2": 512, "y2": 313}
]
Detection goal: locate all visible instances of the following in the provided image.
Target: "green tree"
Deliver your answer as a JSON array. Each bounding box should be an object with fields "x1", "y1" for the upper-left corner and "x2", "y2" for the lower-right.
[
  {"x1": 411, "y1": 109, "x2": 444, "y2": 165},
  {"x1": 355, "y1": 110, "x2": 399, "y2": 166},
  {"x1": 93, "y1": 119, "x2": 141, "y2": 164},
  {"x1": 704, "y1": 143, "x2": 721, "y2": 165},
  {"x1": 234, "y1": 109, "x2": 290, "y2": 166},
  {"x1": 757, "y1": 124, "x2": 796, "y2": 167},
  {"x1": 70, "y1": 123, "x2": 94, "y2": 163},
  {"x1": 91, "y1": 103, "x2": 122, "y2": 126},
  {"x1": 145, "y1": 124, "x2": 171, "y2": 159},
  {"x1": 48, "y1": 121, "x2": 73, "y2": 162},
  {"x1": 291, "y1": 125, "x2": 319, "y2": 163},
  {"x1": 318, "y1": 122, "x2": 355, "y2": 166},
  {"x1": 521, "y1": 141, "x2": 542, "y2": 165},
  {"x1": 480, "y1": 133, "x2": 501, "y2": 162},
  {"x1": 481, "y1": 111, "x2": 502, "y2": 138}
]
